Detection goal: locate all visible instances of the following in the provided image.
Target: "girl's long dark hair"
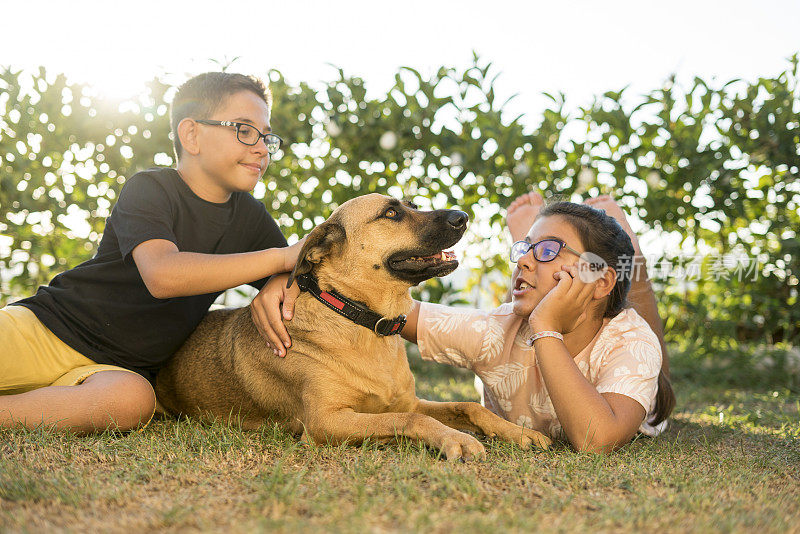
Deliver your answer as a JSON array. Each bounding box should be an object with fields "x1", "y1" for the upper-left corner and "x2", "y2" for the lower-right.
[{"x1": 537, "y1": 201, "x2": 675, "y2": 426}]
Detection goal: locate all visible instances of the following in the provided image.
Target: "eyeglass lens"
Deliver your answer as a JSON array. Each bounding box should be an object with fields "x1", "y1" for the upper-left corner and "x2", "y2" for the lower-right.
[
  {"x1": 533, "y1": 240, "x2": 562, "y2": 261},
  {"x1": 236, "y1": 124, "x2": 281, "y2": 153},
  {"x1": 510, "y1": 239, "x2": 563, "y2": 262}
]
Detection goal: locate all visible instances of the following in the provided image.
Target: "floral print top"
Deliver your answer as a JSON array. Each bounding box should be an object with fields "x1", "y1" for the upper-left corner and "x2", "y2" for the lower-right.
[{"x1": 417, "y1": 303, "x2": 664, "y2": 438}]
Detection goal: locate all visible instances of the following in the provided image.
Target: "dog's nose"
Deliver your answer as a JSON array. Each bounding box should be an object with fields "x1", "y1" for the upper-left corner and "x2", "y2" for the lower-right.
[{"x1": 446, "y1": 210, "x2": 468, "y2": 229}]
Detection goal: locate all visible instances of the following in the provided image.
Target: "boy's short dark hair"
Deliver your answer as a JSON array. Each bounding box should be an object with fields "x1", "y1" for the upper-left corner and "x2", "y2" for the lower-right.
[{"x1": 170, "y1": 72, "x2": 272, "y2": 160}]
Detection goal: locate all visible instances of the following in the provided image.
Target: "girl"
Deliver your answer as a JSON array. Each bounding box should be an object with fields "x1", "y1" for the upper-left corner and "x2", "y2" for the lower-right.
[{"x1": 401, "y1": 194, "x2": 675, "y2": 453}]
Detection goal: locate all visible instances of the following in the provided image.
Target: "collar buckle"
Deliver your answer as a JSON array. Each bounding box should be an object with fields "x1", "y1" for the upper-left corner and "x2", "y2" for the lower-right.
[{"x1": 374, "y1": 314, "x2": 407, "y2": 336}]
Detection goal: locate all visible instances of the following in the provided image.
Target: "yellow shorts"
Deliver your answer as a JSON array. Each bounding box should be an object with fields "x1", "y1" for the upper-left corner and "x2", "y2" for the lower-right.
[{"x1": 0, "y1": 305, "x2": 144, "y2": 395}]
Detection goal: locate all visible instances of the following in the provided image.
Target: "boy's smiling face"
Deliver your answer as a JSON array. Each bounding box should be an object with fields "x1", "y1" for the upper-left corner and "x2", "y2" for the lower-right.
[{"x1": 193, "y1": 90, "x2": 272, "y2": 198}]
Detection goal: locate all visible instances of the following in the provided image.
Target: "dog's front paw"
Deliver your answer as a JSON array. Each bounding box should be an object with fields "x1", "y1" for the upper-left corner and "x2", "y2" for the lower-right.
[
  {"x1": 439, "y1": 431, "x2": 486, "y2": 461},
  {"x1": 518, "y1": 427, "x2": 552, "y2": 450},
  {"x1": 493, "y1": 424, "x2": 552, "y2": 450}
]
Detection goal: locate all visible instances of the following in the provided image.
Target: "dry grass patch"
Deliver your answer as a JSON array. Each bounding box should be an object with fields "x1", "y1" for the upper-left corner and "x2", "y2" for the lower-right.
[{"x1": 2, "y1": 357, "x2": 799, "y2": 532}]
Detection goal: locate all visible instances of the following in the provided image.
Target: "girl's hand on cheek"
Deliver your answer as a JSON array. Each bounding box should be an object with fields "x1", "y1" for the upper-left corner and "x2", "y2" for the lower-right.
[{"x1": 529, "y1": 264, "x2": 597, "y2": 334}]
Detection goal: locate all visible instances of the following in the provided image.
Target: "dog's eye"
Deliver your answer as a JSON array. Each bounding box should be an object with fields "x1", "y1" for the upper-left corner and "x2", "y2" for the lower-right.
[{"x1": 384, "y1": 208, "x2": 398, "y2": 219}]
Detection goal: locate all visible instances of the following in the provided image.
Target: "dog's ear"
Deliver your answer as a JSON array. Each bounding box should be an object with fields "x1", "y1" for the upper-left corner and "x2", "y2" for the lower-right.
[{"x1": 287, "y1": 217, "x2": 346, "y2": 288}]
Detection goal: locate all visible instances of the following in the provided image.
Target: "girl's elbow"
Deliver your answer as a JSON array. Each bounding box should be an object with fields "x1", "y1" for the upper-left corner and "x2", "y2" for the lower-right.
[
  {"x1": 573, "y1": 440, "x2": 616, "y2": 455},
  {"x1": 571, "y1": 431, "x2": 630, "y2": 454}
]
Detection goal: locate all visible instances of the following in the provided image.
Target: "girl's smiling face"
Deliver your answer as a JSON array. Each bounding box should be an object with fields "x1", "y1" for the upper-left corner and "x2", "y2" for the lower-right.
[{"x1": 511, "y1": 215, "x2": 585, "y2": 317}]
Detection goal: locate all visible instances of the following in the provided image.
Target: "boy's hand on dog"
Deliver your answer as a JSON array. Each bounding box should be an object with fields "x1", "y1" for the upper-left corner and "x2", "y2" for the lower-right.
[
  {"x1": 282, "y1": 236, "x2": 308, "y2": 272},
  {"x1": 251, "y1": 273, "x2": 300, "y2": 357},
  {"x1": 529, "y1": 264, "x2": 597, "y2": 335}
]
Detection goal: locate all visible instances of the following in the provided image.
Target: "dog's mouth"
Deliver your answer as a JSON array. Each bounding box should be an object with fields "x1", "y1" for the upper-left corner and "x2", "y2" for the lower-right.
[{"x1": 386, "y1": 249, "x2": 459, "y2": 283}]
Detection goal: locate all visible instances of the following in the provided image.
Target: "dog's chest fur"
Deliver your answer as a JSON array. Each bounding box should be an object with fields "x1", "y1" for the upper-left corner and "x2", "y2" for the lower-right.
[
  {"x1": 288, "y1": 307, "x2": 418, "y2": 414},
  {"x1": 346, "y1": 344, "x2": 417, "y2": 414}
]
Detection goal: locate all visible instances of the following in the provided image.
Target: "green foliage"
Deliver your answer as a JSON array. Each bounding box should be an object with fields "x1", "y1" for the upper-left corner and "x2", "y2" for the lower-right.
[
  {"x1": 577, "y1": 61, "x2": 800, "y2": 354},
  {"x1": 0, "y1": 67, "x2": 172, "y2": 292},
  {"x1": 1, "y1": 56, "x2": 798, "y2": 358}
]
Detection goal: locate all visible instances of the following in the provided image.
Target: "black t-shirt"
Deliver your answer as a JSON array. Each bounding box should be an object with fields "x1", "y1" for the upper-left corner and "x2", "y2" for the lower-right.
[{"x1": 14, "y1": 167, "x2": 287, "y2": 381}]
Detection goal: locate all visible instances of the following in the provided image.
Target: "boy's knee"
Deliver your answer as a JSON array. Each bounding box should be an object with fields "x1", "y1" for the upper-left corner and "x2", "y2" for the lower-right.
[
  {"x1": 118, "y1": 373, "x2": 157, "y2": 427},
  {"x1": 82, "y1": 371, "x2": 156, "y2": 431}
]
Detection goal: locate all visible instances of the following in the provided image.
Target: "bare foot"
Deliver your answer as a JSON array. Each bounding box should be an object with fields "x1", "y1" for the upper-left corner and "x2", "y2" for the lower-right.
[
  {"x1": 507, "y1": 192, "x2": 545, "y2": 242},
  {"x1": 583, "y1": 195, "x2": 643, "y2": 256}
]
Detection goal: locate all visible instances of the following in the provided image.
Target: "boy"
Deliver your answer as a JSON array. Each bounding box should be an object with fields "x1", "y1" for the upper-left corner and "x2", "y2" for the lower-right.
[{"x1": 0, "y1": 72, "x2": 301, "y2": 434}]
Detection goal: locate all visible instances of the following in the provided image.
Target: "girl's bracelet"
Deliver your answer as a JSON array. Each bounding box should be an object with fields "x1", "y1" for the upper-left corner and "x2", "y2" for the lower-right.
[{"x1": 526, "y1": 330, "x2": 564, "y2": 346}]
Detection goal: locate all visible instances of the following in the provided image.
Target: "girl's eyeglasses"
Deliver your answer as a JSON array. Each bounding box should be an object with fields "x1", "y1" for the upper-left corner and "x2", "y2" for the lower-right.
[
  {"x1": 510, "y1": 238, "x2": 582, "y2": 263},
  {"x1": 195, "y1": 119, "x2": 283, "y2": 155}
]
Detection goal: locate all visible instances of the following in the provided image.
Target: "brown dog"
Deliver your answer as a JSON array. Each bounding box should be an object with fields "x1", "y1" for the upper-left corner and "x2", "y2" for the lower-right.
[{"x1": 155, "y1": 194, "x2": 551, "y2": 460}]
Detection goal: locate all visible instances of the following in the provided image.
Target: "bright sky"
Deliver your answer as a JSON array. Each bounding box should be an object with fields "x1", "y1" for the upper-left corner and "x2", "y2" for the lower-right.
[{"x1": 4, "y1": 0, "x2": 799, "y2": 128}]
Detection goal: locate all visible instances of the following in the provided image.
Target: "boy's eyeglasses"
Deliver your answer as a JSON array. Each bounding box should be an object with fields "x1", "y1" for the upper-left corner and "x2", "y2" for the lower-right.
[
  {"x1": 195, "y1": 119, "x2": 283, "y2": 154},
  {"x1": 510, "y1": 239, "x2": 582, "y2": 263}
]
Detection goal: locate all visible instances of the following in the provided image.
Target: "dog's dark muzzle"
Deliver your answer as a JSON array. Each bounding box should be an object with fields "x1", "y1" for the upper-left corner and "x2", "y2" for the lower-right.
[{"x1": 385, "y1": 208, "x2": 469, "y2": 285}]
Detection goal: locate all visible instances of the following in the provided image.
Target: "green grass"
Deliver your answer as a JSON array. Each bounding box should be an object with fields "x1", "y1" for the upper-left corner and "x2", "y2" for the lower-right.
[{"x1": 1, "y1": 349, "x2": 799, "y2": 533}]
